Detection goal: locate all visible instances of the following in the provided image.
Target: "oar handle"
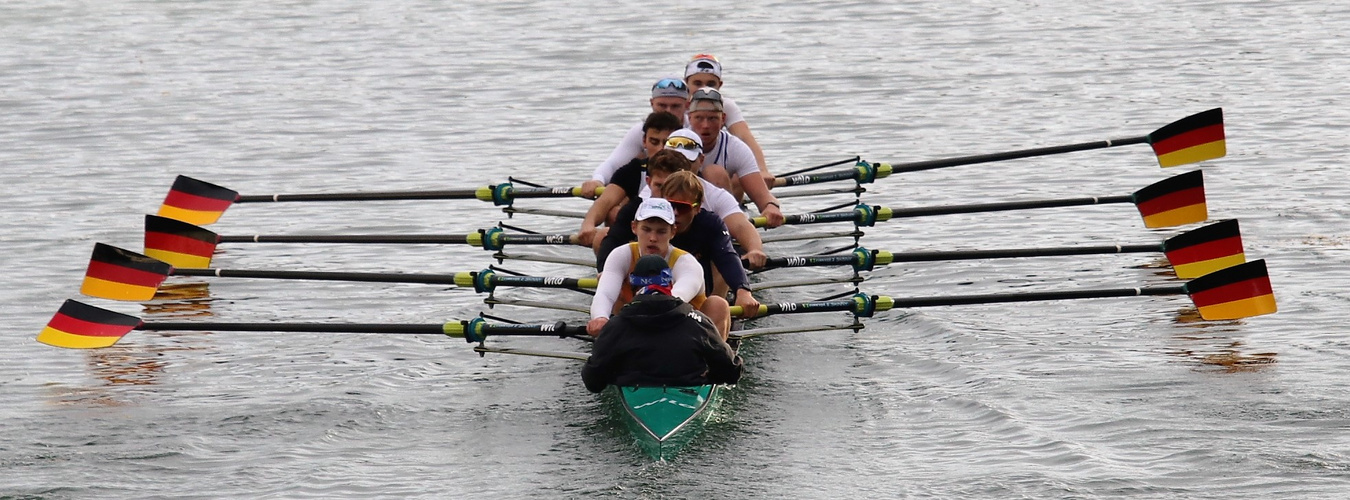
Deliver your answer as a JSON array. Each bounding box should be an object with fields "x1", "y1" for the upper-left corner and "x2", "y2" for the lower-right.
[
  {"x1": 454, "y1": 269, "x2": 597, "y2": 293},
  {"x1": 888, "y1": 136, "x2": 1149, "y2": 174}
]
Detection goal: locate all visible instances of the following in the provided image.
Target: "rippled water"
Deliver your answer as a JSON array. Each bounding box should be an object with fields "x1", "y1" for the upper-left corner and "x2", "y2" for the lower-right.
[{"x1": 4, "y1": 0, "x2": 1350, "y2": 498}]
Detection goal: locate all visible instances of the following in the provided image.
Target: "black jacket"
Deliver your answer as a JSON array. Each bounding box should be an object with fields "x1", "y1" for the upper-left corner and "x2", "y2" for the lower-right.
[{"x1": 581, "y1": 294, "x2": 742, "y2": 393}]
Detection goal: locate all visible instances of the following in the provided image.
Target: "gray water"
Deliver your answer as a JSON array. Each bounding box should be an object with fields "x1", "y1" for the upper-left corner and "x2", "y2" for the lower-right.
[{"x1": 4, "y1": 0, "x2": 1349, "y2": 498}]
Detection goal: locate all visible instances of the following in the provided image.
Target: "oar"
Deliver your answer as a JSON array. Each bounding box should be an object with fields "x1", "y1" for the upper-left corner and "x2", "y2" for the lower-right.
[
  {"x1": 143, "y1": 215, "x2": 581, "y2": 268},
  {"x1": 727, "y1": 259, "x2": 1275, "y2": 322},
  {"x1": 756, "y1": 219, "x2": 1244, "y2": 279},
  {"x1": 769, "y1": 109, "x2": 1224, "y2": 189},
  {"x1": 755, "y1": 170, "x2": 1206, "y2": 229},
  {"x1": 80, "y1": 243, "x2": 597, "y2": 302},
  {"x1": 34, "y1": 301, "x2": 587, "y2": 349},
  {"x1": 157, "y1": 176, "x2": 604, "y2": 225}
]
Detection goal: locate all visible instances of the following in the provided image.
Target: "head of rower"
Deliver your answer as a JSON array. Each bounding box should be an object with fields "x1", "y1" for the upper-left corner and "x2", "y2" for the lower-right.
[
  {"x1": 662, "y1": 128, "x2": 704, "y2": 172},
  {"x1": 687, "y1": 87, "x2": 725, "y2": 152},
  {"x1": 650, "y1": 77, "x2": 690, "y2": 117},
  {"x1": 631, "y1": 197, "x2": 678, "y2": 257},
  {"x1": 658, "y1": 171, "x2": 703, "y2": 235},
  {"x1": 641, "y1": 111, "x2": 683, "y2": 160},
  {"x1": 683, "y1": 54, "x2": 723, "y2": 94}
]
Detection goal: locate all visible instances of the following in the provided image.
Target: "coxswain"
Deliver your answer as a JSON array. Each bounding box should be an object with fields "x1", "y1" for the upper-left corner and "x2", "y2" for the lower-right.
[{"x1": 580, "y1": 254, "x2": 743, "y2": 393}]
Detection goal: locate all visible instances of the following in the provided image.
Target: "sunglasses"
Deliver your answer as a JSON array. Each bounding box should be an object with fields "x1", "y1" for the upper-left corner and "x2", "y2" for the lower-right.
[
  {"x1": 665, "y1": 137, "x2": 700, "y2": 151},
  {"x1": 669, "y1": 199, "x2": 700, "y2": 215},
  {"x1": 652, "y1": 78, "x2": 688, "y2": 91}
]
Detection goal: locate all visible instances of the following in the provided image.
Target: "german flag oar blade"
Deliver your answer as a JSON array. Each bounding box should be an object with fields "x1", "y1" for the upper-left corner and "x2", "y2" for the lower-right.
[
  {"x1": 1148, "y1": 108, "x2": 1225, "y2": 168},
  {"x1": 144, "y1": 215, "x2": 220, "y2": 268},
  {"x1": 1162, "y1": 219, "x2": 1245, "y2": 278},
  {"x1": 1132, "y1": 170, "x2": 1206, "y2": 228},
  {"x1": 1184, "y1": 259, "x2": 1276, "y2": 320},
  {"x1": 157, "y1": 176, "x2": 238, "y2": 225},
  {"x1": 82, "y1": 243, "x2": 173, "y2": 302},
  {"x1": 37, "y1": 300, "x2": 142, "y2": 349}
]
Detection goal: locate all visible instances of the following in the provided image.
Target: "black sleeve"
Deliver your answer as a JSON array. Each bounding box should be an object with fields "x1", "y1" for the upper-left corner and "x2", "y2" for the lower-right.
[
  {"x1": 697, "y1": 213, "x2": 749, "y2": 292},
  {"x1": 611, "y1": 158, "x2": 646, "y2": 198},
  {"x1": 699, "y1": 323, "x2": 743, "y2": 386},
  {"x1": 581, "y1": 322, "x2": 623, "y2": 393}
]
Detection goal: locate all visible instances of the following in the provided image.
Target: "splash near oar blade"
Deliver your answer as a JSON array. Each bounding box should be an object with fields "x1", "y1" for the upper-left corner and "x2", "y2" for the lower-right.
[
  {"x1": 1162, "y1": 219, "x2": 1246, "y2": 278},
  {"x1": 1184, "y1": 259, "x2": 1276, "y2": 320},
  {"x1": 1132, "y1": 170, "x2": 1206, "y2": 228},
  {"x1": 144, "y1": 215, "x2": 220, "y2": 268},
  {"x1": 37, "y1": 300, "x2": 142, "y2": 349},
  {"x1": 1148, "y1": 108, "x2": 1225, "y2": 168},
  {"x1": 158, "y1": 176, "x2": 238, "y2": 225},
  {"x1": 82, "y1": 243, "x2": 173, "y2": 302}
]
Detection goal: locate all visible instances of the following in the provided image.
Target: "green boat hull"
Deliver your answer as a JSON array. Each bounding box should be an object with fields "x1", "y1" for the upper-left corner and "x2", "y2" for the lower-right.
[{"x1": 612, "y1": 384, "x2": 723, "y2": 460}]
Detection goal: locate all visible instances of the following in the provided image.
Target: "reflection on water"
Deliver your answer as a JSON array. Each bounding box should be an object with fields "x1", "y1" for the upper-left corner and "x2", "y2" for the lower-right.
[
  {"x1": 1167, "y1": 310, "x2": 1278, "y2": 372},
  {"x1": 83, "y1": 348, "x2": 168, "y2": 386},
  {"x1": 144, "y1": 282, "x2": 214, "y2": 318}
]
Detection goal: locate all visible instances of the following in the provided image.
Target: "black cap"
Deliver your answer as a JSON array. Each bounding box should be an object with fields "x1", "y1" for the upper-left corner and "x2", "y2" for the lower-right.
[{"x1": 632, "y1": 255, "x2": 669, "y2": 277}]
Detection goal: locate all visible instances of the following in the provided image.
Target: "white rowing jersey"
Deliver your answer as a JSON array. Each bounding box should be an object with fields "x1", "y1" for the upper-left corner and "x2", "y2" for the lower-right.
[
  {"x1": 590, "y1": 96, "x2": 747, "y2": 183},
  {"x1": 591, "y1": 245, "x2": 704, "y2": 319}
]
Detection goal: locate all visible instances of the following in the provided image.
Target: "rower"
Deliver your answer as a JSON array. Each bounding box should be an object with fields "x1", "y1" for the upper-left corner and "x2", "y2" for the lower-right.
[
  {"x1": 587, "y1": 137, "x2": 769, "y2": 271},
  {"x1": 576, "y1": 111, "x2": 683, "y2": 237},
  {"x1": 685, "y1": 87, "x2": 785, "y2": 228},
  {"x1": 581, "y1": 78, "x2": 692, "y2": 197},
  {"x1": 580, "y1": 254, "x2": 743, "y2": 393},
  {"x1": 658, "y1": 170, "x2": 761, "y2": 317},
  {"x1": 588, "y1": 198, "x2": 732, "y2": 340},
  {"x1": 683, "y1": 53, "x2": 771, "y2": 186}
]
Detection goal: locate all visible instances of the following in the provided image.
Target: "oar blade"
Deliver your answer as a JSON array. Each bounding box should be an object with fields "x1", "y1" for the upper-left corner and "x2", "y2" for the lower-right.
[
  {"x1": 82, "y1": 243, "x2": 172, "y2": 302},
  {"x1": 1162, "y1": 219, "x2": 1246, "y2": 278},
  {"x1": 1148, "y1": 108, "x2": 1226, "y2": 168},
  {"x1": 1184, "y1": 259, "x2": 1276, "y2": 320},
  {"x1": 144, "y1": 215, "x2": 219, "y2": 268},
  {"x1": 1133, "y1": 170, "x2": 1207, "y2": 228},
  {"x1": 157, "y1": 176, "x2": 238, "y2": 225},
  {"x1": 37, "y1": 300, "x2": 142, "y2": 349}
]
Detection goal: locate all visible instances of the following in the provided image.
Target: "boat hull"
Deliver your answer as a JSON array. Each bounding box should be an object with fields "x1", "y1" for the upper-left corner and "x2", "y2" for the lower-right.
[{"x1": 613, "y1": 384, "x2": 723, "y2": 460}]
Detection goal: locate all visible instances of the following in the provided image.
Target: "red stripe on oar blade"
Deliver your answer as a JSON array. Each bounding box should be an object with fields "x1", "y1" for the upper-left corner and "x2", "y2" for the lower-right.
[
  {"x1": 1150, "y1": 124, "x2": 1225, "y2": 157},
  {"x1": 48, "y1": 310, "x2": 138, "y2": 337},
  {"x1": 145, "y1": 231, "x2": 217, "y2": 259},
  {"x1": 1136, "y1": 186, "x2": 1204, "y2": 217},
  {"x1": 87, "y1": 245, "x2": 172, "y2": 288},
  {"x1": 162, "y1": 190, "x2": 235, "y2": 213},
  {"x1": 1165, "y1": 236, "x2": 1244, "y2": 266},
  {"x1": 1189, "y1": 276, "x2": 1274, "y2": 308}
]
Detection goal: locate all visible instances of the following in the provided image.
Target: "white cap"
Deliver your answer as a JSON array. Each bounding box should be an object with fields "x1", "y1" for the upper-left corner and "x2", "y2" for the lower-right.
[
  {"x1": 663, "y1": 129, "x2": 703, "y2": 161},
  {"x1": 634, "y1": 197, "x2": 676, "y2": 225}
]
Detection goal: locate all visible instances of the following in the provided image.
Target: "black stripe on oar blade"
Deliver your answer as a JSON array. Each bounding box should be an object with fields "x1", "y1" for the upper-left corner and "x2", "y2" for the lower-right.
[
  {"x1": 1132, "y1": 170, "x2": 1206, "y2": 228},
  {"x1": 82, "y1": 243, "x2": 172, "y2": 302},
  {"x1": 144, "y1": 215, "x2": 219, "y2": 268},
  {"x1": 157, "y1": 176, "x2": 238, "y2": 225},
  {"x1": 1184, "y1": 259, "x2": 1276, "y2": 320},
  {"x1": 1162, "y1": 219, "x2": 1245, "y2": 278},
  {"x1": 36, "y1": 299, "x2": 142, "y2": 349},
  {"x1": 1147, "y1": 108, "x2": 1225, "y2": 167}
]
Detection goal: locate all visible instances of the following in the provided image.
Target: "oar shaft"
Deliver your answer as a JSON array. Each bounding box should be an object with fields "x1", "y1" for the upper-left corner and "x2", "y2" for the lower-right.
[
  {"x1": 889, "y1": 244, "x2": 1159, "y2": 262},
  {"x1": 889, "y1": 136, "x2": 1149, "y2": 174},
  {"x1": 237, "y1": 189, "x2": 484, "y2": 203},
  {"x1": 886, "y1": 195, "x2": 1133, "y2": 218},
  {"x1": 171, "y1": 268, "x2": 460, "y2": 285},
  {"x1": 219, "y1": 234, "x2": 472, "y2": 244},
  {"x1": 889, "y1": 285, "x2": 1185, "y2": 308},
  {"x1": 137, "y1": 322, "x2": 448, "y2": 334}
]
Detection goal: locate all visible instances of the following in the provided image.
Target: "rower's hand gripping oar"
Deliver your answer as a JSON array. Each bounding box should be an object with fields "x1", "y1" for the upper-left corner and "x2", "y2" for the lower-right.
[
  {"x1": 34, "y1": 300, "x2": 586, "y2": 349},
  {"x1": 755, "y1": 219, "x2": 1246, "y2": 279},
  {"x1": 726, "y1": 259, "x2": 1276, "y2": 322},
  {"x1": 81, "y1": 243, "x2": 598, "y2": 302},
  {"x1": 754, "y1": 170, "x2": 1208, "y2": 229},
  {"x1": 157, "y1": 176, "x2": 605, "y2": 225},
  {"x1": 144, "y1": 215, "x2": 582, "y2": 268}
]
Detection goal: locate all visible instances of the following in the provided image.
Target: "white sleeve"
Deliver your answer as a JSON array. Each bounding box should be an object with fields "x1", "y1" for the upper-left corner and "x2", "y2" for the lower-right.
[
  {"x1": 721, "y1": 96, "x2": 745, "y2": 127},
  {"x1": 592, "y1": 122, "x2": 645, "y2": 183},
  {"x1": 700, "y1": 179, "x2": 743, "y2": 219},
  {"x1": 721, "y1": 134, "x2": 760, "y2": 179},
  {"x1": 591, "y1": 246, "x2": 633, "y2": 319},
  {"x1": 671, "y1": 253, "x2": 706, "y2": 302}
]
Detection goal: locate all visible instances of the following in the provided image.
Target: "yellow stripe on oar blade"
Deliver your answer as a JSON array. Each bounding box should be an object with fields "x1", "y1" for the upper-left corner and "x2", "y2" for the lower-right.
[
  {"x1": 36, "y1": 300, "x2": 142, "y2": 349},
  {"x1": 1172, "y1": 253, "x2": 1247, "y2": 280},
  {"x1": 1156, "y1": 141, "x2": 1226, "y2": 168},
  {"x1": 144, "y1": 248, "x2": 213, "y2": 269},
  {"x1": 1196, "y1": 294, "x2": 1278, "y2": 321},
  {"x1": 80, "y1": 276, "x2": 160, "y2": 302},
  {"x1": 1141, "y1": 204, "x2": 1208, "y2": 228},
  {"x1": 157, "y1": 205, "x2": 226, "y2": 226}
]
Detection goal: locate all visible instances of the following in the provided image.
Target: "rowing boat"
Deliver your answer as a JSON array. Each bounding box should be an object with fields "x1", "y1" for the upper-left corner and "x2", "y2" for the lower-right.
[{"x1": 34, "y1": 108, "x2": 1276, "y2": 460}]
